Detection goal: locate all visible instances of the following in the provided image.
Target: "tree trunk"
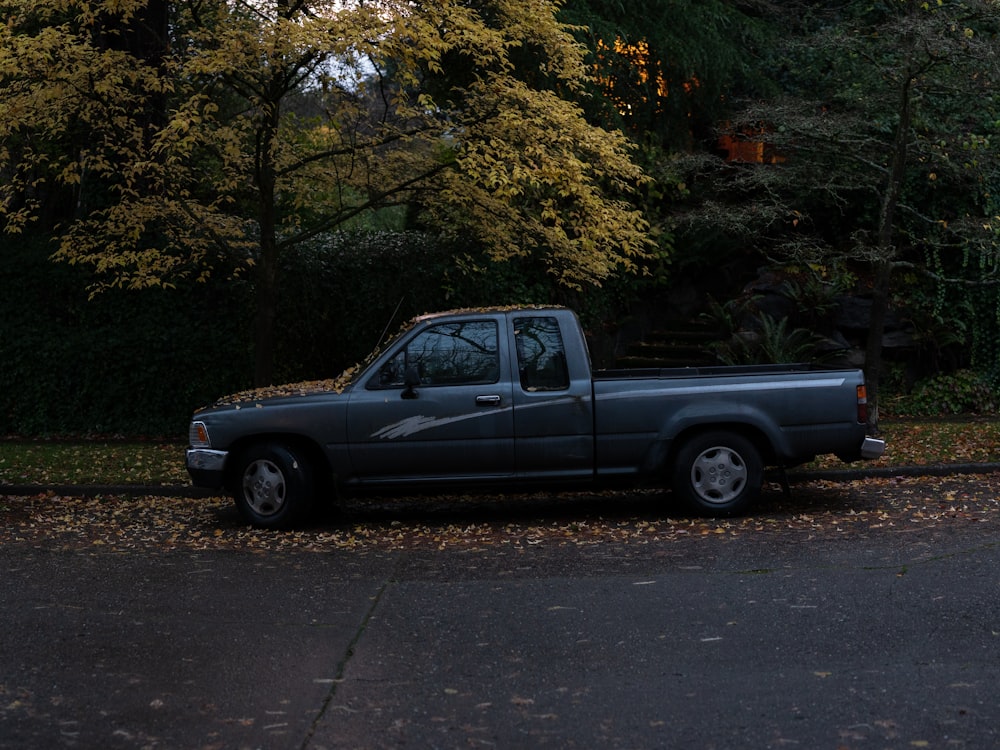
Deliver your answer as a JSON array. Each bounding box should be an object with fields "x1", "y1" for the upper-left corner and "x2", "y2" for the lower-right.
[
  {"x1": 864, "y1": 57, "x2": 914, "y2": 433},
  {"x1": 863, "y1": 260, "x2": 891, "y2": 433},
  {"x1": 253, "y1": 100, "x2": 282, "y2": 387},
  {"x1": 254, "y1": 239, "x2": 278, "y2": 387}
]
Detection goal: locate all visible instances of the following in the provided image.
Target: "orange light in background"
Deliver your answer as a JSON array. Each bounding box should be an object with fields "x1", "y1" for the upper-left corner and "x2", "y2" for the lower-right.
[
  {"x1": 594, "y1": 37, "x2": 698, "y2": 117},
  {"x1": 592, "y1": 37, "x2": 783, "y2": 165},
  {"x1": 718, "y1": 125, "x2": 785, "y2": 164}
]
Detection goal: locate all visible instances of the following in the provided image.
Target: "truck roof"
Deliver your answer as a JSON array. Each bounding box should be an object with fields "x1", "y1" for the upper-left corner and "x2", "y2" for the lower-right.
[{"x1": 412, "y1": 305, "x2": 567, "y2": 323}]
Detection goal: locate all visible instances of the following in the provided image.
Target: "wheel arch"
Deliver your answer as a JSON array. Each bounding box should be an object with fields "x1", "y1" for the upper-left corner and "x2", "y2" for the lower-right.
[
  {"x1": 664, "y1": 422, "x2": 777, "y2": 475},
  {"x1": 223, "y1": 432, "x2": 334, "y2": 497}
]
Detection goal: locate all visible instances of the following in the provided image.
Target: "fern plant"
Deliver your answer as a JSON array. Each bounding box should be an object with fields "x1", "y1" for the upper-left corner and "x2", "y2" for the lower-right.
[{"x1": 706, "y1": 312, "x2": 832, "y2": 366}]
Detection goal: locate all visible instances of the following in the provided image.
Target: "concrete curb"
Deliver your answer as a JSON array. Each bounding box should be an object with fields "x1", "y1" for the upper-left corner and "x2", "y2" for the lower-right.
[
  {"x1": 3, "y1": 463, "x2": 1000, "y2": 498},
  {"x1": 782, "y1": 462, "x2": 1000, "y2": 484}
]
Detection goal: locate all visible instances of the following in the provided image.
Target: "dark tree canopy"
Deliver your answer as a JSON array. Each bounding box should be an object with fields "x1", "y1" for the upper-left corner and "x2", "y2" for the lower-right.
[{"x1": 560, "y1": 0, "x2": 775, "y2": 146}]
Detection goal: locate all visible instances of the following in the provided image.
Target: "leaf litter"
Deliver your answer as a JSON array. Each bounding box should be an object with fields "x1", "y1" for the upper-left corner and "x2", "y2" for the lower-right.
[{"x1": 1, "y1": 472, "x2": 998, "y2": 553}]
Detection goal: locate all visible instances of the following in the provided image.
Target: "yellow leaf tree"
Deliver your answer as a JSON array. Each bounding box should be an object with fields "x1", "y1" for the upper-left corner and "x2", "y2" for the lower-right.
[{"x1": 0, "y1": 0, "x2": 652, "y2": 384}]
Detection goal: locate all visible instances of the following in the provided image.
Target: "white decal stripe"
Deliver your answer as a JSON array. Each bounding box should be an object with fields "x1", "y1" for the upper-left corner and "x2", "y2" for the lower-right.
[{"x1": 371, "y1": 407, "x2": 513, "y2": 439}]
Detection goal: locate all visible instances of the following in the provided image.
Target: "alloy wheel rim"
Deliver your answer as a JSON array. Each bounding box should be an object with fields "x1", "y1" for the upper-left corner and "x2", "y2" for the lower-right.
[
  {"x1": 690, "y1": 446, "x2": 748, "y2": 504},
  {"x1": 242, "y1": 459, "x2": 287, "y2": 516}
]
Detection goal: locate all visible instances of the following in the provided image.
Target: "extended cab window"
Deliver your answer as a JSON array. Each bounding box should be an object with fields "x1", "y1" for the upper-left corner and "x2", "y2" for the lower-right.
[
  {"x1": 374, "y1": 320, "x2": 500, "y2": 388},
  {"x1": 514, "y1": 316, "x2": 569, "y2": 391}
]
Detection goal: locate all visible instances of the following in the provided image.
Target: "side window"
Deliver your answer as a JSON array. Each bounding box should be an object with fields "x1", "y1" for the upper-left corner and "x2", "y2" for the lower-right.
[
  {"x1": 374, "y1": 320, "x2": 500, "y2": 387},
  {"x1": 514, "y1": 316, "x2": 569, "y2": 391}
]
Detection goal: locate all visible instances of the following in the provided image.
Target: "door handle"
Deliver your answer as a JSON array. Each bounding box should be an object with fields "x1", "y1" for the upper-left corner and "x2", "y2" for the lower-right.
[{"x1": 475, "y1": 395, "x2": 502, "y2": 406}]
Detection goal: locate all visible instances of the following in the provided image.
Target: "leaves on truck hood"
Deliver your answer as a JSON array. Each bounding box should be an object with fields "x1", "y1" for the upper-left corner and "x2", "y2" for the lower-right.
[{"x1": 205, "y1": 365, "x2": 360, "y2": 409}]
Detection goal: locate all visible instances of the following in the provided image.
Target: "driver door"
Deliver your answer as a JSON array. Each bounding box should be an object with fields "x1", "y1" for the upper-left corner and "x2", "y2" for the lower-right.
[{"x1": 345, "y1": 318, "x2": 515, "y2": 484}]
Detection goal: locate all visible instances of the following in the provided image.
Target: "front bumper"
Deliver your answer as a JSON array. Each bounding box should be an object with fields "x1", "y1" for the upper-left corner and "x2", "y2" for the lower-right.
[
  {"x1": 186, "y1": 448, "x2": 229, "y2": 488},
  {"x1": 860, "y1": 436, "x2": 886, "y2": 460}
]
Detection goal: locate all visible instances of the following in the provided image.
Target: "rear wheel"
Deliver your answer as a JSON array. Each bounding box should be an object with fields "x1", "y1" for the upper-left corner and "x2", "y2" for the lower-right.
[
  {"x1": 672, "y1": 431, "x2": 763, "y2": 516},
  {"x1": 233, "y1": 442, "x2": 315, "y2": 529}
]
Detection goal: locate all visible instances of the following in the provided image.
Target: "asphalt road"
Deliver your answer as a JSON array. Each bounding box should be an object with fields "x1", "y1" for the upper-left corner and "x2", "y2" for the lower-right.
[{"x1": 2, "y1": 485, "x2": 1000, "y2": 749}]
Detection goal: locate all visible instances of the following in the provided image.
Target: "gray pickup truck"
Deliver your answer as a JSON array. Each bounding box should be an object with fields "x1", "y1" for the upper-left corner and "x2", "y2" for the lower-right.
[{"x1": 187, "y1": 306, "x2": 884, "y2": 528}]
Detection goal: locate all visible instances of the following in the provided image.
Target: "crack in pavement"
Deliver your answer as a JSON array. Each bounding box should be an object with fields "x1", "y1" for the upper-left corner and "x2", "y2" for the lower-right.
[{"x1": 300, "y1": 555, "x2": 402, "y2": 749}]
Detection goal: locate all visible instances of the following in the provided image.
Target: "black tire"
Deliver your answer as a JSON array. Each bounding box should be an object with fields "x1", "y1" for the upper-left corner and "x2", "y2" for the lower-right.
[
  {"x1": 671, "y1": 431, "x2": 763, "y2": 517},
  {"x1": 232, "y1": 442, "x2": 316, "y2": 529}
]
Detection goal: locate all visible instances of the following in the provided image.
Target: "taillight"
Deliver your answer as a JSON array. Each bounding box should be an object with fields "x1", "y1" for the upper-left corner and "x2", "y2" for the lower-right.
[{"x1": 857, "y1": 384, "x2": 868, "y2": 424}]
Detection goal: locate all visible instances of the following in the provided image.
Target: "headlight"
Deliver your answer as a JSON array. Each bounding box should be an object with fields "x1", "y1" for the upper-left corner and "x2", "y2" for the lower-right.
[{"x1": 189, "y1": 420, "x2": 211, "y2": 448}]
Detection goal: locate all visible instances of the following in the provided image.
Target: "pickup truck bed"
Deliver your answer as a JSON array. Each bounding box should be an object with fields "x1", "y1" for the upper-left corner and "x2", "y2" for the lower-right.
[{"x1": 187, "y1": 306, "x2": 884, "y2": 528}]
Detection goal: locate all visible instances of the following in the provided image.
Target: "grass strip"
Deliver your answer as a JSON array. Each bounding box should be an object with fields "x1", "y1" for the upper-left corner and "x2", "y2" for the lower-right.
[{"x1": 0, "y1": 442, "x2": 188, "y2": 485}]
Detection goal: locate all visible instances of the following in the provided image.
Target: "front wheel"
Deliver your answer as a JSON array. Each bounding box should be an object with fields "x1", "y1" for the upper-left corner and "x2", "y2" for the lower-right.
[
  {"x1": 232, "y1": 442, "x2": 315, "y2": 529},
  {"x1": 671, "y1": 432, "x2": 763, "y2": 517}
]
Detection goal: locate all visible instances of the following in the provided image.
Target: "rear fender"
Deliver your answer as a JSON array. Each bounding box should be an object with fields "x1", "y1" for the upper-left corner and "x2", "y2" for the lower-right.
[{"x1": 656, "y1": 403, "x2": 785, "y2": 468}]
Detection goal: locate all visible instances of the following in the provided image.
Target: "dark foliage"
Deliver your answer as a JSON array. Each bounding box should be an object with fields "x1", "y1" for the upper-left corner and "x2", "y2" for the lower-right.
[
  {"x1": 0, "y1": 235, "x2": 253, "y2": 436},
  {"x1": 0, "y1": 232, "x2": 564, "y2": 437}
]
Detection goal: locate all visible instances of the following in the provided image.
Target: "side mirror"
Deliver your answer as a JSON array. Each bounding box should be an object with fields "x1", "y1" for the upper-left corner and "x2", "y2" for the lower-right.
[{"x1": 402, "y1": 365, "x2": 420, "y2": 400}]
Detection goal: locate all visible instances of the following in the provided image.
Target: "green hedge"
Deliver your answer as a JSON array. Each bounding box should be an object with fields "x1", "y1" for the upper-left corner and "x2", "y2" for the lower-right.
[
  {"x1": 271, "y1": 232, "x2": 557, "y2": 382},
  {"x1": 0, "y1": 232, "x2": 559, "y2": 437},
  {"x1": 0, "y1": 236, "x2": 253, "y2": 436}
]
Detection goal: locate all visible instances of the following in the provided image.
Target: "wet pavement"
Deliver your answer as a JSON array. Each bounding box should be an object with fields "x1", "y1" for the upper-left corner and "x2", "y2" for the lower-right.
[{"x1": 2, "y1": 478, "x2": 999, "y2": 749}]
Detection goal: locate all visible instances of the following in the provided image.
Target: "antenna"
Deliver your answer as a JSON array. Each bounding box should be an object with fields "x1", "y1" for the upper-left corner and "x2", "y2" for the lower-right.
[{"x1": 374, "y1": 297, "x2": 405, "y2": 352}]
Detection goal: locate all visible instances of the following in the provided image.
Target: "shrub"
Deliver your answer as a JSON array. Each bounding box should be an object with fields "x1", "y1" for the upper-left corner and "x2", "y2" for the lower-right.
[{"x1": 892, "y1": 369, "x2": 999, "y2": 417}]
